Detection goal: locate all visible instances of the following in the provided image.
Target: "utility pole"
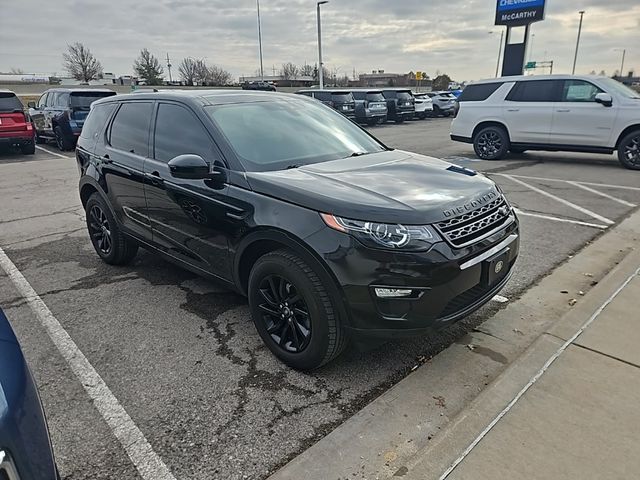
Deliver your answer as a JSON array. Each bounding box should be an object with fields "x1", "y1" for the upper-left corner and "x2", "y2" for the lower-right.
[
  {"x1": 620, "y1": 49, "x2": 626, "y2": 77},
  {"x1": 317, "y1": 1, "x2": 328, "y2": 88},
  {"x1": 257, "y1": 0, "x2": 264, "y2": 80},
  {"x1": 166, "y1": 53, "x2": 172, "y2": 83},
  {"x1": 572, "y1": 10, "x2": 585, "y2": 75},
  {"x1": 528, "y1": 33, "x2": 535, "y2": 62}
]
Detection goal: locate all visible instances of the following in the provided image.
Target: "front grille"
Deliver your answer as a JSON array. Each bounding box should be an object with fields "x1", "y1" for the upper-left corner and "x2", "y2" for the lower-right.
[{"x1": 435, "y1": 196, "x2": 511, "y2": 247}]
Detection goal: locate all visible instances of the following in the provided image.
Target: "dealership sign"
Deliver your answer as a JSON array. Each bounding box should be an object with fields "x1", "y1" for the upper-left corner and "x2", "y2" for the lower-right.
[{"x1": 495, "y1": 0, "x2": 546, "y2": 26}]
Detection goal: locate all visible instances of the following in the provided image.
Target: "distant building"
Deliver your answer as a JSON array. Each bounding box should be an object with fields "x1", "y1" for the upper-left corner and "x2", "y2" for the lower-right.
[
  {"x1": 613, "y1": 71, "x2": 639, "y2": 87},
  {"x1": 357, "y1": 70, "x2": 432, "y2": 89},
  {"x1": 239, "y1": 75, "x2": 314, "y2": 87},
  {"x1": 0, "y1": 73, "x2": 51, "y2": 84}
]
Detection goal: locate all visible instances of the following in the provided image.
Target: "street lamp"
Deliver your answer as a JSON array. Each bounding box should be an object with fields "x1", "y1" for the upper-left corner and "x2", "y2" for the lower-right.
[
  {"x1": 256, "y1": 0, "x2": 264, "y2": 80},
  {"x1": 489, "y1": 30, "x2": 504, "y2": 78},
  {"x1": 317, "y1": 1, "x2": 329, "y2": 88},
  {"x1": 614, "y1": 48, "x2": 626, "y2": 78},
  {"x1": 572, "y1": 10, "x2": 585, "y2": 75},
  {"x1": 528, "y1": 33, "x2": 536, "y2": 62}
]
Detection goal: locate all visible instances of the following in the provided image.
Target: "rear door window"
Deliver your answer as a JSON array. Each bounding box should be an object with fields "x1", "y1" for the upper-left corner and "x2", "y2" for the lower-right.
[
  {"x1": 457, "y1": 83, "x2": 503, "y2": 102},
  {"x1": 109, "y1": 102, "x2": 153, "y2": 156},
  {"x1": 561, "y1": 80, "x2": 603, "y2": 102},
  {"x1": 80, "y1": 103, "x2": 116, "y2": 140},
  {"x1": 506, "y1": 80, "x2": 561, "y2": 102},
  {"x1": 153, "y1": 103, "x2": 213, "y2": 163},
  {"x1": 0, "y1": 92, "x2": 23, "y2": 112}
]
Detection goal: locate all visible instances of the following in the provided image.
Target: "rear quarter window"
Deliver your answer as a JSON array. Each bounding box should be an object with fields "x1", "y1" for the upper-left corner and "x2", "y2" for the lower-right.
[
  {"x1": 80, "y1": 103, "x2": 116, "y2": 140},
  {"x1": 506, "y1": 80, "x2": 562, "y2": 102},
  {"x1": 457, "y1": 83, "x2": 503, "y2": 102}
]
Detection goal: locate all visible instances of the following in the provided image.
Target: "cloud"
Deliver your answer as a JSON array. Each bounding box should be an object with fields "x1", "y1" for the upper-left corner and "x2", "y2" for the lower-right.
[{"x1": 0, "y1": 0, "x2": 637, "y2": 81}]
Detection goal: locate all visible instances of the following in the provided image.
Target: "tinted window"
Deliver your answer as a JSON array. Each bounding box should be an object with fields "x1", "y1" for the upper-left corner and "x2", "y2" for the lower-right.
[
  {"x1": 204, "y1": 98, "x2": 385, "y2": 172},
  {"x1": 351, "y1": 91, "x2": 366, "y2": 100},
  {"x1": 331, "y1": 93, "x2": 353, "y2": 102},
  {"x1": 561, "y1": 80, "x2": 603, "y2": 102},
  {"x1": 506, "y1": 80, "x2": 560, "y2": 102},
  {"x1": 109, "y1": 102, "x2": 152, "y2": 156},
  {"x1": 457, "y1": 83, "x2": 502, "y2": 102},
  {"x1": 80, "y1": 103, "x2": 116, "y2": 140},
  {"x1": 396, "y1": 91, "x2": 413, "y2": 101},
  {"x1": 71, "y1": 92, "x2": 116, "y2": 109},
  {"x1": 154, "y1": 103, "x2": 213, "y2": 163},
  {"x1": 366, "y1": 92, "x2": 385, "y2": 102},
  {"x1": 382, "y1": 91, "x2": 394, "y2": 99},
  {"x1": 0, "y1": 92, "x2": 23, "y2": 112}
]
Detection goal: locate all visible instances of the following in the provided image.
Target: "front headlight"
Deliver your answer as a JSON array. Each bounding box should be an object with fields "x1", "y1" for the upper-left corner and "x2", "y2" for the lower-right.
[{"x1": 320, "y1": 213, "x2": 441, "y2": 251}]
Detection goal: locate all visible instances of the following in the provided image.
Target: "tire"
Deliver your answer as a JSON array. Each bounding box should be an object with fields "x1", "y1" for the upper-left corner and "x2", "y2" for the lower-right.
[
  {"x1": 21, "y1": 142, "x2": 35, "y2": 155},
  {"x1": 617, "y1": 130, "x2": 640, "y2": 170},
  {"x1": 85, "y1": 193, "x2": 138, "y2": 265},
  {"x1": 366, "y1": 119, "x2": 378, "y2": 126},
  {"x1": 54, "y1": 125, "x2": 73, "y2": 151},
  {"x1": 473, "y1": 126, "x2": 510, "y2": 160},
  {"x1": 432, "y1": 105, "x2": 442, "y2": 117},
  {"x1": 248, "y1": 249, "x2": 347, "y2": 370},
  {"x1": 394, "y1": 116, "x2": 404, "y2": 124}
]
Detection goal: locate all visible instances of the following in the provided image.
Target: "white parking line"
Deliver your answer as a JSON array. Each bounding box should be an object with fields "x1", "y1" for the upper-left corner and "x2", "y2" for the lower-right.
[
  {"x1": 499, "y1": 174, "x2": 615, "y2": 225},
  {"x1": 513, "y1": 208, "x2": 608, "y2": 229},
  {"x1": 0, "y1": 246, "x2": 177, "y2": 480},
  {"x1": 439, "y1": 266, "x2": 640, "y2": 480},
  {"x1": 566, "y1": 181, "x2": 637, "y2": 207},
  {"x1": 498, "y1": 173, "x2": 640, "y2": 192},
  {"x1": 35, "y1": 145, "x2": 73, "y2": 159}
]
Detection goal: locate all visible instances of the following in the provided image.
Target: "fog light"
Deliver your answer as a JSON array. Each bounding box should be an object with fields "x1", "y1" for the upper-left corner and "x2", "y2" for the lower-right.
[{"x1": 374, "y1": 288, "x2": 414, "y2": 298}]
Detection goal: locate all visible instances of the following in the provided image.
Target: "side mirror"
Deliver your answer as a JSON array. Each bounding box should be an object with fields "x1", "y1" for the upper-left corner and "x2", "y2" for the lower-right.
[
  {"x1": 168, "y1": 154, "x2": 211, "y2": 180},
  {"x1": 595, "y1": 93, "x2": 613, "y2": 107},
  {"x1": 27, "y1": 101, "x2": 36, "y2": 109}
]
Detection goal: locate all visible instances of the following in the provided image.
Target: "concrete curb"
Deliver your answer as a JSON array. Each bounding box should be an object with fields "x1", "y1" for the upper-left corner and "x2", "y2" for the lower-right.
[{"x1": 268, "y1": 209, "x2": 640, "y2": 480}]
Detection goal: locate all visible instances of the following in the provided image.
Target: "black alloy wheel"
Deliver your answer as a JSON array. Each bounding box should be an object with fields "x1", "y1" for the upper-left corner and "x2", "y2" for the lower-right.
[
  {"x1": 473, "y1": 126, "x2": 509, "y2": 160},
  {"x1": 88, "y1": 205, "x2": 112, "y2": 255},
  {"x1": 618, "y1": 131, "x2": 640, "y2": 170},
  {"x1": 257, "y1": 274, "x2": 312, "y2": 353}
]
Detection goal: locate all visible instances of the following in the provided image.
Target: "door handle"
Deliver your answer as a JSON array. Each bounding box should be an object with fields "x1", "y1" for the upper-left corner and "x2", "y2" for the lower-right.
[
  {"x1": 506, "y1": 108, "x2": 520, "y2": 112},
  {"x1": 101, "y1": 154, "x2": 112, "y2": 164},
  {"x1": 146, "y1": 171, "x2": 164, "y2": 186},
  {"x1": 556, "y1": 109, "x2": 571, "y2": 112}
]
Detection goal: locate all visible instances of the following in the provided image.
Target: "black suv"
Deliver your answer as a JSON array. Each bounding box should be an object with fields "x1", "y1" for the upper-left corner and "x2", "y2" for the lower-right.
[
  {"x1": 242, "y1": 81, "x2": 276, "y2": 92},
  {"x1": 77, "y1": 90, "x2": 519, "y2": 370},
  {"x1": 382, "y1": 88, "x2": 415, "y2": 123},
  {"x1": 296, "y1": 89, "x2": 356, "y2": 119},
  {"x1": 28, "y1": 88, "x2": 116, "y2": 150}
]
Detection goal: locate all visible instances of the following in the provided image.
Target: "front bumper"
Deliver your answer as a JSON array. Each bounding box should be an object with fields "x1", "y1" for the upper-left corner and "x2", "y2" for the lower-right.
[{"x1": 305, "y1": 219, "x2": 519, "y2": 338}]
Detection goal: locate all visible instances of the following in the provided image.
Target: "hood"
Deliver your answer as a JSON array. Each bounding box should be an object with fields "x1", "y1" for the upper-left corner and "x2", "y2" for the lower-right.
[{"x1": 245, "y1": 150, "x2": 498, "y2": 224}]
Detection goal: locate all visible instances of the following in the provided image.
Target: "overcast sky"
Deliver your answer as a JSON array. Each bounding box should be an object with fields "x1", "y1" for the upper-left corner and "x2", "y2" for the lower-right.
[{"x1": 1, "y1": 0, "x2": 637, "y2": 82}]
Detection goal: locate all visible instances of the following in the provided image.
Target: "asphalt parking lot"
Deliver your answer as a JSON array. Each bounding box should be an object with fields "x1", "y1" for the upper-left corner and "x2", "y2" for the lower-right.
[{"x1": 1, "y1": 119, "x2": 639, "y2": 480}]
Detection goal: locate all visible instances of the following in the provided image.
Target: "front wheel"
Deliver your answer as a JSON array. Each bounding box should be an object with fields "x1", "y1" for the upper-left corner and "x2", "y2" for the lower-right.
[
  {"x1": 85, "y1": 193, "x2": 138, "y2": 265},
  {"x1": 618, "y1": 130, "x2": 640, "y2": 170},
  {"x1": 248, "y1": 250, "x2": 347, "y2": 370},
  {"x1": 473, "y1": 126, "x2": 510, "y2": 160}
]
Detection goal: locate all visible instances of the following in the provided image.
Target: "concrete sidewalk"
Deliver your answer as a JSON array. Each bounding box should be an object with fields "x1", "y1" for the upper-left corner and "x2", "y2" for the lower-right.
[{"x1": 406, "y1": 253, "x2": 640, "y2": 480}]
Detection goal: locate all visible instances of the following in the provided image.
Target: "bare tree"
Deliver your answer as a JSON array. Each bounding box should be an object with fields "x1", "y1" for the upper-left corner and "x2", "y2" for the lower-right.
[
  {"x1": 133, "y1": 48, "x2": 164, "y2": 85},
  {"x1": 280, "y1": 62, "x2": 299, "y2": 80},
  {"x1": 9, "y1": 67, "x2": 24, "y2": 74},
  {"x1": 63, "y1": 42, "x2": 103, "y2": 82},
  {"x1": 179, "y1": 58, "x2": 198, "y2": 85},
  {"x1": 193, "y1": 59, "x2": 210, "y2": 85},
  {"x1": 335, "y1": 74, "x2": 350, "y2": 87},
  {"x1": 299, "y1": 64, "x2": 314, "y2": 77},
  {"x1": 208, "y1": 65, "x2": 232, "y2": 86}
]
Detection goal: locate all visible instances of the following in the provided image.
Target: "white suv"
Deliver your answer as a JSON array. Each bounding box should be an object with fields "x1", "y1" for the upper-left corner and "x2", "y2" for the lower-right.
[{"x1": 450, "y1": 75, "x2": 640, "y2": 170}]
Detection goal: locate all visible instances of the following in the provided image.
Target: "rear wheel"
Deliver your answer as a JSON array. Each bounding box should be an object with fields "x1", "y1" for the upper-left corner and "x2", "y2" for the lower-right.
[
  {"x1": 618, "y1": 130, "x2": 640, "y2": 170},
  {"x1": 85, "y1": 193, "x2": 138, "y2": 265},
  {"x1": 473, "y1": 126, "x2": 510, "y2": 160},
  {"x1": 54, "y1": 126, "x2": 73, "y2": 151},
  {"x1": 21, "y1": 142, "x2": 35, "y2": 155},
  {"x1": 432, "y1": 105, "x2": 442, "y2": 117},
  {"x1": 248, "y1": 250, "x2": 347, "y2": 370}
]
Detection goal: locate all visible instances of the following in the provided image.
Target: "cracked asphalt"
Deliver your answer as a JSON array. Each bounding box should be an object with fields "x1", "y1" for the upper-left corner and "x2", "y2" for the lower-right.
[{"x1": 1, "y1": 120, "x2": 638, "y2": 480}]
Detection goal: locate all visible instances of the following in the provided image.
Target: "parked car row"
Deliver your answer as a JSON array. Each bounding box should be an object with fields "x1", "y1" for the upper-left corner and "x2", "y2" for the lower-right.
[{"x1": 296, "y1": 88, "x2": 442, "y2": 125}]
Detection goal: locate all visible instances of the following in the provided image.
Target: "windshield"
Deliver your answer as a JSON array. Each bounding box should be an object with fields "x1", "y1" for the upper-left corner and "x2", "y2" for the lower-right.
[
  {"x1": 599, "y1": 77, "x2": 640, "y2": 99},
  {"x1": 70, "y1": 92, "x2": 116, "y2": 108},
  {"x1": 0, "y1": 92, "x2": 23, "y2": 112},
  {"x1": 366, "y1": 92, "x2": 385, "y2": 102},
  {"x1": 205, "y1": 98, "x2": 386, "y2": 172}
]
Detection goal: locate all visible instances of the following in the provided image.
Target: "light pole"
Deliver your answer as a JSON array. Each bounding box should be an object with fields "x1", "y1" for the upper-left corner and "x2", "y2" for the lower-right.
[
  {"x1": 528, "y1": 33, "x2": 535, "y2": 62},
  {"x1": 572, "y1": 10, "x2": 585, "y2": 75},
  {"x1": 614, "y1": 48, "x2": 626, "y2": 77},
  {"x1": 489, "y1": 30, "x2": 504, "y2": 78},
  {"x1": 256, "y1": 0, "x2": 264, "y2": 80},
  {"x1": 317, "y1": 1, "x2": 328, "y2": 88}
]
